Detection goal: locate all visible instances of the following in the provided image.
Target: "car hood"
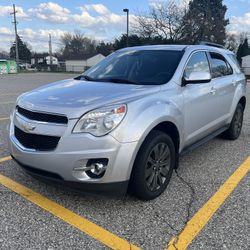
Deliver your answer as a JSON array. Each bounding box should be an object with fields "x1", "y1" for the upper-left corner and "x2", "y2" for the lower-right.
[{"x1": 17, "y1": 79, "x2": 160, "y2": 119}]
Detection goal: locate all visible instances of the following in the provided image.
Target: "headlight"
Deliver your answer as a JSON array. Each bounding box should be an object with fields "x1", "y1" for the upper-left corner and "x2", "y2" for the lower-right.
[{"x1": 72, "y1": 104, "x2": 127, "y2": 136}]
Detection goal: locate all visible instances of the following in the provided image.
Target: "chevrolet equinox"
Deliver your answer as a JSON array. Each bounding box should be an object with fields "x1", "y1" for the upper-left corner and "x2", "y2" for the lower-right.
[{"x1": 9, "y1": 43, "x2": 246, "y2": 200}]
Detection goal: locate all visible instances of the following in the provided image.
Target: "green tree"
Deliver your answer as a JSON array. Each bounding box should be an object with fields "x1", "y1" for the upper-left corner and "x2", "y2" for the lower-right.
[
  {"x1": 113, "y1": 34, "x2": 177, "y2": 51},
  {"x1": 10, "y1": 35, "x2": 31, "y2": 62},
  {"x1": 241, "y1": 38, "x2": 250, "y2": 56},
  {"x1": 236, "y1": 38, "x2": 250, "y2": 65},
  {"x1": 60, "y1": 31, "x2": 97, "y2": 60},
  {"x1": 96, "y1": 42, "x2": 113, "y2": 56},
  {"x1": 113, "y1": 34, "x2": 143, "y2": 50},
  {"x1": 180, "y1": 0, "x2": 229, "y2": 45}
]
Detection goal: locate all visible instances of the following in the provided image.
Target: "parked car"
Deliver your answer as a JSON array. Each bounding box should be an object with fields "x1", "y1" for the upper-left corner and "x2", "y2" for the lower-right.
[{"x1": 9, "y1": 43, "x2": 246, "y2": 200}]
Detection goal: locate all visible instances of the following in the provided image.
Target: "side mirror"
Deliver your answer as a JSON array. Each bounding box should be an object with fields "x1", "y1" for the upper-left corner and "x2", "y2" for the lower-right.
[{"x1": 183, "y1": 71, "x2": 211, "y2": 85}]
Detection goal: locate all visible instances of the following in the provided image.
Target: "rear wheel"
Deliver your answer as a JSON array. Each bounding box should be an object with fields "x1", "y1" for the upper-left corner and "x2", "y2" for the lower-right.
[
  {"x1": 222, "y1": 103, "x2": 244, "y2": 140},
  {"x1": 130, "y1": 131, "x2": 176, "y2": 200}
]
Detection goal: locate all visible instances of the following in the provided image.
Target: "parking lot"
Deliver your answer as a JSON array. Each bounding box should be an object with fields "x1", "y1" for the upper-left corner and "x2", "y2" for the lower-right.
[{"x1": 0, "y1": 73, "x2": 249, "y2": 250}]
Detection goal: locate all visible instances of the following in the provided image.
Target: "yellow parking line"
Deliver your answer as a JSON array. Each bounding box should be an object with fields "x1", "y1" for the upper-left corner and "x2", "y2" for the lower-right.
[
  {"x1": 0, "y1": 157, "x2": 140, "y2": 250},
  {"x1": 0, "y1": 117, "x2": 9, "y2": 121},
  {"x1": 166, "y1": 156, "x2": 250, "y2": 250},
  {"x1": 0, "y1": 156, "x2": 12, "y2": 163}
]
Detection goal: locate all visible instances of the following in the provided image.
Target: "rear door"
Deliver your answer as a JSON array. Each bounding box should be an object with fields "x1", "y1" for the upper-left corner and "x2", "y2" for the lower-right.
[{"x1": 207, "y1": 52, "x2": 235, "y2": 123}]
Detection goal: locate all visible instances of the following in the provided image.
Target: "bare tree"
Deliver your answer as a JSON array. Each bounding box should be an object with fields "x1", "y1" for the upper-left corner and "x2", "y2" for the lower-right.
[
  {"x1": 225, "y1": 32, "x2": 250, "y2": 53},
  {"x1": 225, "y1": 33, "x2": 239, "y2": 52},
  {"x1": 133, "y1": 12, "x2": 156, "y2": 39},
  {"x1": 133, "y1": 1, "x2": 186, "y2": 41},
  {"x1": 239, "y1": 32, "x2": 250, "y2": 44}
]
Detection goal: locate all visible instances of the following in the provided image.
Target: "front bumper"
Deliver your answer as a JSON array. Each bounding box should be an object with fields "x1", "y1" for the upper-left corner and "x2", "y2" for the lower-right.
[
  {"x1": 9, "y1": 115, "x2": 138, "y2": 191},
  {"x1": 12, "y1": 156, "x2": 129, "y2": 195}
]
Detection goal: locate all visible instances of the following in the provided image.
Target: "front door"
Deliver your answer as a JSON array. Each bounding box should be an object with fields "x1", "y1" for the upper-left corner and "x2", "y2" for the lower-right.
[{"x1": 182, "y1": 51, "x2": 218, "y2": 146}]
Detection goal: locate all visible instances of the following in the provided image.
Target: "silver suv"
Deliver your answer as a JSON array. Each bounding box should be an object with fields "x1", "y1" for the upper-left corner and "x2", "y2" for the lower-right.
[{"x1": 9, "y1": 44, "x2": 246, "y2": 200}]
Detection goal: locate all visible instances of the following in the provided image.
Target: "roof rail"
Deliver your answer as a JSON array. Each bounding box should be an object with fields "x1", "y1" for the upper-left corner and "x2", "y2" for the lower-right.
[{"x1": 198, "y1": 41, "x2": 225, "y2": 49}]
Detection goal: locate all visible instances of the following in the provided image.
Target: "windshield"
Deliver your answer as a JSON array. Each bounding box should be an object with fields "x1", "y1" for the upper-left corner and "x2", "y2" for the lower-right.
[{"x1": 81, "y1": 50, "x2": 183, "y2": 85}]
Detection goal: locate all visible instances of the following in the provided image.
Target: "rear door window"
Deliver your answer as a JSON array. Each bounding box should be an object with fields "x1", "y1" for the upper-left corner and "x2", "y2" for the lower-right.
[{"x1": 209, "y1": 52, "x2": 233, "y2": 78}]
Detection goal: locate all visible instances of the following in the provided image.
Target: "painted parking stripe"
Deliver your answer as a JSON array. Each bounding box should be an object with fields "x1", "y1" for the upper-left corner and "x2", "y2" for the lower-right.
[
  {"x1": 0, "y1": 93, "x2": 19, "y2": 96},
  {"x1": 0, "y1": 157, "x2": 140, "y2": 250},
  {"x1": 0, "y1": 101, "x2": 15, "y2": 105},
  {"x1": 166, "y1": 156, "x2": 250, "y2": 250},
  {"x1": 0, "y1": 117, "x2": 9, "y2": 121},
  {"x1": 0, "y1": 156, "x2": 12, "y2": 163}
]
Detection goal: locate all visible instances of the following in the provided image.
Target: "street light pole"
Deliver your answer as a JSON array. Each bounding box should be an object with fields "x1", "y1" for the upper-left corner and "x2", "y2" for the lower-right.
[{"x1": 123, "y1": 8, "x2": 129, "y2": 47}]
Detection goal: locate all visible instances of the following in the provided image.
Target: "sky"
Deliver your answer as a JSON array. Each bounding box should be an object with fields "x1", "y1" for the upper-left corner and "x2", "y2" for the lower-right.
[{"x1": 0, "y1": 0, "x2": 250, "y2": 53}]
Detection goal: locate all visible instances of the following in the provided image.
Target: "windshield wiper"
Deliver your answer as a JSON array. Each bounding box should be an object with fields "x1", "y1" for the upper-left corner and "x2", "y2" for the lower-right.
[
  {"x1": 74, "y1": 75, "x2": 95, "y2": 81},
  {"x1": 102, "y1": 78, "x2": 139, "y2": 85},
  {"x1": 76, "y1": 75, "x2": 139, "y2": 84},
  {"x1": 81, "y1": 75, "x2": 96, "y2": 81}
]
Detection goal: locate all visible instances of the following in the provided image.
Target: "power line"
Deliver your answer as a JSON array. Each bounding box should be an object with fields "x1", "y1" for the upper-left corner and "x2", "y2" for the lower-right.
[{"x1": 10, "y1": 4, "x2": 19, "y2": 72}]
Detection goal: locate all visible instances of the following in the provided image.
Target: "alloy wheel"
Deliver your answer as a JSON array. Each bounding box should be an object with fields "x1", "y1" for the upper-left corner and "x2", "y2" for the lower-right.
[
  {"x1": 145, "y1": 143, "x2": 171, "y2": 192},
  {"x1": 234, "y1": 108, "x2": 243, "y2": 136}
]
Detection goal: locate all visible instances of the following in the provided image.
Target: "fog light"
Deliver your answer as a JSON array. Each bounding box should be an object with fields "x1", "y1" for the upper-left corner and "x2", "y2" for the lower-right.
[
  {"x1": 73, "y1": 158, "x2": 108, "y2": 179},
  {"x1": 91, "y1": 163, "x2": 105, "y2": 174},
  {"x1": 86, "y1": 159, "x2": 108, "y2": 179}
]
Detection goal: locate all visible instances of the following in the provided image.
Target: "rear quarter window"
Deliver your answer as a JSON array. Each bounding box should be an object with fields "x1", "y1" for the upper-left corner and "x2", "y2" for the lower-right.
[{"x1": 228, "y1": 54, "x2": 242, "y2": 74}]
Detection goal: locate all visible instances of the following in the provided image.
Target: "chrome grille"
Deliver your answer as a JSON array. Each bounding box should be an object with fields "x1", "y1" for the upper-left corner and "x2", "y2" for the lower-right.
[
  {"x1": 14, "y1": 126, "x2": 60, "y2": 151},
  {"x1": 17, "y1": 106, "x2": 68, "y2": 124}
]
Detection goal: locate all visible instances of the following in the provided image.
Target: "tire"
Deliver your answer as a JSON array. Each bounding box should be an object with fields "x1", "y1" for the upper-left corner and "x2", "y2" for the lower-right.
[
  {"x1": 129, "y1": 130, "x2": 176, "y2": 200},
  {"x1": 222, "y1": 103, "x2": 244, "y2": 140}
]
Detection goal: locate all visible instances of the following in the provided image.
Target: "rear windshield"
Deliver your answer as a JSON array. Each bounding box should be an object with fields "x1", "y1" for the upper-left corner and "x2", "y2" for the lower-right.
[{"x1": 82, "y1": 50, "x2": 184, "y2": 85}]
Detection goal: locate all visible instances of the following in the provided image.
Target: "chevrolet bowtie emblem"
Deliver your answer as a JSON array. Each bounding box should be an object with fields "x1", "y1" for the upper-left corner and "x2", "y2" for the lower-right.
[{"x1": 22, "y1": 122, "x2": 36, "y2": 133}]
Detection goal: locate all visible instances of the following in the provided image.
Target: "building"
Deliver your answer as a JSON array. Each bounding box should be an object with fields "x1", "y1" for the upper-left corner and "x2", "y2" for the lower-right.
[
  {"x1": 0, "y1": 59, "x2": 17, "y2": 74},
  {"x1": 242, "y1": 55, "x2": 250, "y2": 76},
  {"x1": 31, "y1": 54, "x2": 58, "y2": 67},
  {"x1": 30, "y1": 56, "x2": 44, "y2": 66},
  {"x1": 45, "y1": 56, "x2": 58, "y2": 65},
  {"x1": 65, "y1": 54, "x2": 105, "y2": 72}
]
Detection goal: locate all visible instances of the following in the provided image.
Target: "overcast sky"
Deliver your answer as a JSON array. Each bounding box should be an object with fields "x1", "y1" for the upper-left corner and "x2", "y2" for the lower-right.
[{"x1": 0, "y1": 0, "x2": 250, "y2": 53}]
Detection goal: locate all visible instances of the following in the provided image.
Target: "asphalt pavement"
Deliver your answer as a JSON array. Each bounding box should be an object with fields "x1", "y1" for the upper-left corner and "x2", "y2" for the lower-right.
[{"x1": 0, "y1": 73, "x2": 249, "y2": 250}]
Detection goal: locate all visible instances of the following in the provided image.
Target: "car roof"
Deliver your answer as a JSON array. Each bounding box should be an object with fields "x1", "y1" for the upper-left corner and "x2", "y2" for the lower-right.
[{"x1": 119, "y1": 44, "x2": 234, "y2": 54}]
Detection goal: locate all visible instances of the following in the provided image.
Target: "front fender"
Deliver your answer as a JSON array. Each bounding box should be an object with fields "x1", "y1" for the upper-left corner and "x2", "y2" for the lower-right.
[
  {"x1": 110, "y1": 98, "x2": 183, "y2": 181},
  {"x1": 111, "y1": 99, "x2": 183, "y2": 144}
]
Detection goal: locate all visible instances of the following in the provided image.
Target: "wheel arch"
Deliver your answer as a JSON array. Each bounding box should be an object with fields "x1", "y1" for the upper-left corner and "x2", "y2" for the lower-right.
[
  {"x1": 152, "y1": 121, "x2": 180, "y2": 158},
  {"x1": 238, "y1": 96, "x2": 246, "y2": 110},
  {"x1": 128, "y1": 120, "x2": 181, "y2": 182}
]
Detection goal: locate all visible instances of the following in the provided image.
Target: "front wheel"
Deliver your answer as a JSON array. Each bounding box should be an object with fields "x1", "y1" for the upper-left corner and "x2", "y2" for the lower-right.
[
  {"x1": 222, "y1": 103, "x2": 244, "y2": 140},
  {"x1": 129, "y1": 131, "x2": 176, "y2": 200}
]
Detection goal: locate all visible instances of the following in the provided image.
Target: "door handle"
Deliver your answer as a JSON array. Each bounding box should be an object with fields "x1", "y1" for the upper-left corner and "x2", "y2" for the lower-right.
[
  {"x1": 210, "y1": 88, "x2": 216, "y2": 95},
  {"x1": 232, "y1": 80, "x2": 237, "y2": 86}
]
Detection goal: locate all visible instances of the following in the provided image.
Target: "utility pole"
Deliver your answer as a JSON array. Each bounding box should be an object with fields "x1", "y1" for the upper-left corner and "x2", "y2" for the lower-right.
[
  {"x1": 49, "y1": 34, "x2": 53, "y2": 71},
  {"x1": 10, "y1": 4, "x2": 19, "y2": 72},
  {"x1": 123, "y1": 9, "x2": 129, "y2": 47}
]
